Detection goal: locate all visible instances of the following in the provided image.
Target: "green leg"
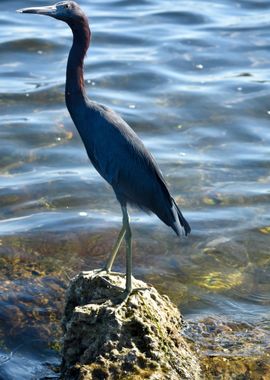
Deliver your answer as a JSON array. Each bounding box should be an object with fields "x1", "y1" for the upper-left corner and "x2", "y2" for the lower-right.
[
  {"x1": 104, "y1": 224, "x2": 126, "y2": 272},
  {"x1": 122, "y1": 205, "x2": 132, "y2": 294}
]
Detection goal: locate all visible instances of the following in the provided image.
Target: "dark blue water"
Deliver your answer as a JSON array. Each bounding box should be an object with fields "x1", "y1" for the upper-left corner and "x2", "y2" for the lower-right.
[{"x1": 0, "y1": 0, "x2": 270, "y2": 378}]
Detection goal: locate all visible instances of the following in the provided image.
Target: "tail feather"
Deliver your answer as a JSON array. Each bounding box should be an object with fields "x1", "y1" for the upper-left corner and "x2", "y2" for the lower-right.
[{"x1": 171, "y1": 198, "x2": 191, "y2": 237}]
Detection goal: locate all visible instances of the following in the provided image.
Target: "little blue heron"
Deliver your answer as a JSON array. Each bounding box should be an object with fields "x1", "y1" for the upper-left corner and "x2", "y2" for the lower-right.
[{"x1": 17, "y1": 1, "x2": 191, "y2": 295}]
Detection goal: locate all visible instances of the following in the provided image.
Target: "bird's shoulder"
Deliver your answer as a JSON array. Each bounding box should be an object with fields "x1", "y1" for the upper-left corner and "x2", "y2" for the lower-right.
[
  {"x1": 87, "y1": 101, "x2": 170, "y2": 191},
  {"x1": 87, "y1": 101, "x2": 140, "y2": 141},
  {"x1": 86, "y1": 100, "x2": 154, "y2": 164}
]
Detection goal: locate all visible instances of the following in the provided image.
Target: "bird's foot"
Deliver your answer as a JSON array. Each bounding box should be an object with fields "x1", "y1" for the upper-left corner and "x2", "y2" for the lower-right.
[
  {"x1": 98, "y1": 276, "x2": 126, "y2": 292},
  {"x1": 88, "y1": 268, "x2": 125, "y2": 294},
  {"x1": 90, "y1": 270, "x2": 127, "y2": 293},
  {"x1": 125, "y1": 286, "x2": 149, "y2": 297},
  {"x1": 105, "y1": 271, "x2": 126, "y2": 277},
  {"x1": 92, "y1": 268, "x2": 107, "y2": 276},
  {"x1": 113, "y1": 286, "x2": 149, "y2": 312},
  {"x1": 91, "y1": 268, "x2": 126, "y2": 277},
  {"x1": 89, "y1": 268, "x2": 108, "y2": 284},
  {"x1": 90, "y1": 268, "x2": 126, "y2": 289}
]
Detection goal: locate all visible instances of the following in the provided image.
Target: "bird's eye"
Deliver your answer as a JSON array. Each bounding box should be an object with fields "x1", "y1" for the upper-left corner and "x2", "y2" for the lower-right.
[{"x1": 64, "y1": 4, "x2": 69, "y2": 9}]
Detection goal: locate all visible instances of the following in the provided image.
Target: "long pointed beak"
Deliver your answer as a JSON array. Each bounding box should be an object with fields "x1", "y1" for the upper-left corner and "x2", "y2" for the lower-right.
[{"x1": 16, "y1": 5, "x2": 57, "y2": 16}]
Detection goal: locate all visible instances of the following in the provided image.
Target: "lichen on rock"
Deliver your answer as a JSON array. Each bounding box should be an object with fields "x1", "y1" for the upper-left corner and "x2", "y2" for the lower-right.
[{"x1": 61, "y1": 271, "x2": 201, "y2": 380}]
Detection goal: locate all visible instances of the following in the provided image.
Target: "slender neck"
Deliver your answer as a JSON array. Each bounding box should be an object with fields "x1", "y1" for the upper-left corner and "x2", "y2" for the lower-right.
[{"x1": 65, "y1": 18, "x2": 91, "y2": 110}]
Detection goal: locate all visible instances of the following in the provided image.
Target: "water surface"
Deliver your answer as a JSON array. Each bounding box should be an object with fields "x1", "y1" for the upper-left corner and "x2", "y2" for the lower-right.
[{"x1": 0, "y1": 0, "x2": 270, "y2": 378}]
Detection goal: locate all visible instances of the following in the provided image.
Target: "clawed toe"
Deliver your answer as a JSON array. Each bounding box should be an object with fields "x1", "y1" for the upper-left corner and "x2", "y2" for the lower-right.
[
  {"x1": 112, "y1": 286, "x2": 149, "y2": 311},
  {"x1": 99, "y1": 276, "x2": 125, "y2": 292},
  {"x1": 92, "y1": 268, "x2": 126, "y2": 277}
]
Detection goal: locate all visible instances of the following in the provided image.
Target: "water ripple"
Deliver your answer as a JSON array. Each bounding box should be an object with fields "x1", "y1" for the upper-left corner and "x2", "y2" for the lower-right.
[{"x1": 0, "y1": 0, "x2": 270, "y2": 376}]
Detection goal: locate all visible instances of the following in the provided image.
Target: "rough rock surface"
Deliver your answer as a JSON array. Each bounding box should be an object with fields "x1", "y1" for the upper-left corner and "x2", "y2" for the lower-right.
[{"x1": 61, "y1": 271, "x2": 201, "y2": 380}]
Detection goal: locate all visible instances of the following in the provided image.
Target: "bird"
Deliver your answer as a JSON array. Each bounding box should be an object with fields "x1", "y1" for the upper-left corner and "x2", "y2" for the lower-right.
[{"x1": 17, "y1": 1, "x2": 191, "y2": 296}]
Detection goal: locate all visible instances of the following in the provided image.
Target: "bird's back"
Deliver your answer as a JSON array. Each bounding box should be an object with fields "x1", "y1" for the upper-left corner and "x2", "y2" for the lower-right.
[{"x1": 70, "y1": 100, "x2": 190, "y2": 236}]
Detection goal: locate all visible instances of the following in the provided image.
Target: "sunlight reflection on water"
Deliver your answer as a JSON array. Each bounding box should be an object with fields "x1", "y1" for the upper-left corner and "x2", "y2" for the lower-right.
[{"x1": 0, "y1": 0, "x2": 270, "y2": 378}]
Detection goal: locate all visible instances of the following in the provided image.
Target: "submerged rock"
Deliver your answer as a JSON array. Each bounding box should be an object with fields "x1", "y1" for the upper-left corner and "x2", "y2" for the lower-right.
[{"x1": 61, "y1": 271, "x2": 201, "y2": 380}]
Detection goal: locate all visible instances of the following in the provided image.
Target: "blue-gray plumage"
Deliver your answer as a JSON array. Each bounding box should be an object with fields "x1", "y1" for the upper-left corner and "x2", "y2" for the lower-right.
[{"x1": 17, "y1": 1, "x2": 191, "y2": 295}]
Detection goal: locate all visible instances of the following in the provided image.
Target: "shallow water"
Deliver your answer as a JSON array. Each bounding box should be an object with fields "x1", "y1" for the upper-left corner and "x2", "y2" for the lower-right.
[{"x1": 0, "y1": 0, "x2": 270, "y2": 378}]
